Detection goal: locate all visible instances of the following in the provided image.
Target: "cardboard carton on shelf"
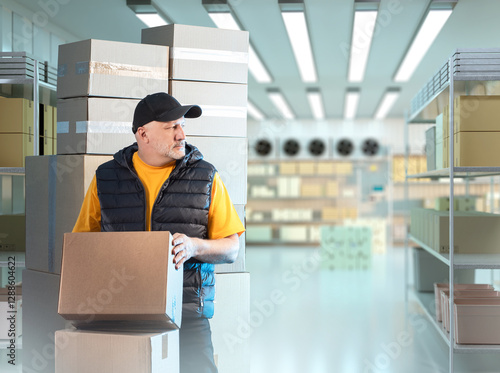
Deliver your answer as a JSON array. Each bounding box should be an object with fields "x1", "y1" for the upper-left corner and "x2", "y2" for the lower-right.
[
  {"x1": 58, "y1": 231, "x2": 183, "y2": 329},
  {"x1": 454, "y1": 131, "x2": 500, "y2": 167},
  {"x1": 0, "y1": 97, "x2": 34, "y2": 133},
  {"x1": 142, "y1": 23, "x2": 249, "y2": 84},
  {"x1": 56, "y1": 97, "x2": 139, "y2": 155},
  {"x1": 454, "y1": 298, "x2": 500, "y2": 344},
  {"x1": 0, "y1": 214, "x2": 26, "y2": 252},
  {"x1": 57, "y1": 39, "x2": 169, "y2": 99},
  {"x1": 425, "y1": 126, "x2": 436, "y2": 171},
  {"x1": 454, "y1": 95, "x2": 500, "y2": 133},
  {"x1": 25, "y1": 154, "x2": 112, "y2": 274},
  {"x1": 55, "y1": 329, "x2": 179, "y2": 373},
  {"x1": 169, "y1": 80, "x2": 247, "y2": 138},
  {"x1": 0, "y1": 133, "x2": 34, "y2": 167}
]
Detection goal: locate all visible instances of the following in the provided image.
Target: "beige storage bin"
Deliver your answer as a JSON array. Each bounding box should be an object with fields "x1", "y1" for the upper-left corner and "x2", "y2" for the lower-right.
[
  {"x1": 454, "y1": 298, "x2": 500, "y2": 344},
  {"x1": 434, "y1": 283, "x2": 494, "y2": 322},
  {"x1": 441, "y1": 290, "x2": 500, "y2": 332}
]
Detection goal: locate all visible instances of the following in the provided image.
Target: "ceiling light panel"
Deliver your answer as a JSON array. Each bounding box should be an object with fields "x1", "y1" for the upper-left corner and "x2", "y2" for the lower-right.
[
  {"x1": 394, "y1": 9, "x2": 452, "y2": 82},
  {"x1": 344, "y1": 90, "x2": 360, "y2": 119},
  {"x1": 307, "y1": 90, "x2": 325, "y2": 120},
  {"x1": 136, "y1": 13, "x2": 168, "y2": 27},
  {"x1": 375, "y1": 90, "x2": 400, "y2": 119},
  {"x1": 208, "y1": 12, "x2": 272, "y2": 83},
  {"x1": 348, "y1": 10, "x2": 377, "y2": 82},
  {"x1": 248, "y1": 101, "x2": 265, "y2": 121},
  {"x1": 281, "y1": 11, "x2": 317, "y2": 83},
  {"x1": 268, "y1": 90, "x2": 295, "y2": 120}
]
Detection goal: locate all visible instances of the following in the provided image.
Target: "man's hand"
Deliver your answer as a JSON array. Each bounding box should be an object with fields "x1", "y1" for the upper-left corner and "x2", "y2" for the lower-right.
[{"x1": 172, "y1": 233, "x2": 198, "y2": 270}]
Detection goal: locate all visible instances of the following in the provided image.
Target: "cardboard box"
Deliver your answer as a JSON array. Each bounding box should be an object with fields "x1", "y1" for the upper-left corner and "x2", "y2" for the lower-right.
[
  {"x1": 0, "y1": 97, "x2": 34, "y2": 134},
  {"x1": 210, "y1": 272, "x2": 250, "y2": 373},
  {"x1": 435, "y1": 113, "x2": 444, "y2": 143},
  {"x1": 42, "y1": 104, "x2": 54, "y2": 138},
  {"x1": 425, "y1": 126, "x2": 436, "y2": 171},
  {"x1": 214, "y1": 204, "x2": 245, "y2": 273},
  {"x1": 58, "y1": 231, "x2": 182, "y2": 328},
  {"x1": 280, "y1": 225, "x2": 308, "y2": 242},
  {"x1": 317, "y1": 162, "x2": 335, "y2": 174},
  {"x1": 0, "y1": 214, "x2": 25, "y2": 252},
  {"x1": 25, "y1": 155, "x2": 112, "y2": 274},
  {"x1": 454, "y1": 131, "x2": 500, "y2": 167},
  {"x1": 186, "y1": 136, "x2": 247, "y2": 205},
  {"x1": 454, "y1": 298, "x2": 500, "y2": 344},
  {"x1": 436, "y1": 139, "x2": 443, "y2": 169},
  {"x1": 55, "y1": 329, "x2": 179, "y2": 373},
  {"x1": 454, "y1": 95, "x2": 500, "y2": 133},
  {"x1": 169, "y1": 80, "x2": 247, "y2": 138},
  {"x1": 246, "y1": 225, "x2": 273, "y2": 243},
  {"x1": 142, "y1": 24, "x2": 249, "y2": 84},
  {"x1": 57, "y1": 39, "x2": 169, "y2": 99},
  {"x1": 22, "y1": 269, "x2": 72, "y2": 373},
  {"x1": 0, "y1": 132, "x2": 34, "y2": 167},
  {"x1": 40, "y1": 136, "x2": 54, "y2": 155},
  {"x1": 443, "y1": 137, "x2": 449, "y2": 168},
  {"x1": 56, "y1": 97, "x2": 138, "y2": 154}
]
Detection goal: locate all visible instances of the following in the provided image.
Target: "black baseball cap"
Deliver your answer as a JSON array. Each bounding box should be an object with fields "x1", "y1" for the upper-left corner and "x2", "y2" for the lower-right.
[{"x1": 132, "y1": 92, "x2": 202, "y2": 133}]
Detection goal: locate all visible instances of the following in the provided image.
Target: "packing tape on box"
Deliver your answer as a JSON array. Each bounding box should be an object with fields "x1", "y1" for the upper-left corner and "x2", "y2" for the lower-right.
[
  {"x1": 171, "y1": 47, "x2": 249, "y2": 64},
  {"x1": 57, "y1": 121, "x2": 70, "y2": 134},
  {"x1": 76, "y1": 121, "x2": 132, "y2": 134},
  {"x1": 199, "y1": 105, "x2": 247, "y2": 118},
  {"x1": 70, "y1": 61, "x2": 169, "y2": 79}
]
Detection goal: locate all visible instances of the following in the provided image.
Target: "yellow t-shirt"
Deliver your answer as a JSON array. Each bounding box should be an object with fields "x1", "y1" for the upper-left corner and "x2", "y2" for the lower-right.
[{"x1": 73, "y1": 152, "x2": 245, "y2": 239}]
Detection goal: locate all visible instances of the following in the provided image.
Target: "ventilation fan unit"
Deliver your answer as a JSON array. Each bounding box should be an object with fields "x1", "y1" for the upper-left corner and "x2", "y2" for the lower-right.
[
  {"x1": 254, "y1": 139, "x2": 273, "y2": 157},
  {"x1": 282, "y1": 139, "x2": 301, "y2": 157},
  {"x1": 336, "y1": 139, "x2": 354, "y2": 157},
  {"x1": 361, "y1": 139, "x2": 380, "y2": 157},
  {"x1": 308, "y1": 139, "x2": 327, "y2": 157}
]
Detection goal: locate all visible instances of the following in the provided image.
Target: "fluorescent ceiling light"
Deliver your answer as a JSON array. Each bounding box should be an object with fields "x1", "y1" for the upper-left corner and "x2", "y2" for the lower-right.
[
  {"x1": 209, "y1": 12, "x2": 272, "y2": 83},
  {"x1": 344, "y1": 91, "x2": 360, "y2": 119},
  {"x1": 268, "y1": 91, "x2": 295, "y2": 120},
  {"x1": 136, "y1": 13, "x2": 168, "y2": 27},
  {"x1": 307, "y1": 90, "x2": 325, "y2": 120},
  {"x1": 247, "y1": 101, "x2": 265, "y2": 121},
  {"x1": 281, "y1": 11, "x2": 317, "y2": 83},
  {"x1": 348, "y1": 11, "x2": 377, "y2": 82},
  {"x1": 375, "y1": 90, "x2": 400, "y2": 119},
  {"x1": 394, "y1": 9, "x2": 452, "y2": 82}
]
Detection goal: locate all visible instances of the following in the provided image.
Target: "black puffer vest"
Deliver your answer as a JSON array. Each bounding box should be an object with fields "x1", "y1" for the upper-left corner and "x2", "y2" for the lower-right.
[{"x1": 95, "y1": 142, "x2": 216, "y2": 319}]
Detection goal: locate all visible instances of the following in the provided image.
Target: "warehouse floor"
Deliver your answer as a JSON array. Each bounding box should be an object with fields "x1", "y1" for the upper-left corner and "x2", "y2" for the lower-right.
[{"x1": 246, "y1": 245, "x2": 500, "y2": 373}]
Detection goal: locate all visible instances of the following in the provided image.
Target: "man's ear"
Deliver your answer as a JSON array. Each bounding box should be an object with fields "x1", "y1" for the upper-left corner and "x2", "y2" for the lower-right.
[{"x1": 135, "y1": 127, "x2": 149, "y2": 143}]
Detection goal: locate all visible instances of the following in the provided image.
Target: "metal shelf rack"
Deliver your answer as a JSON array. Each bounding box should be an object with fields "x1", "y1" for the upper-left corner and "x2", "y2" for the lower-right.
[{"x1": 404, "y1": 48, "x2": 500, "y2": 372}]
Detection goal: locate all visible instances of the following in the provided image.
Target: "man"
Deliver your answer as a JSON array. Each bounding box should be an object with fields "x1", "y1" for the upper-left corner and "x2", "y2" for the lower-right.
[{"x1": 72, "y1": 92, "x2": 245, "y2": 373}]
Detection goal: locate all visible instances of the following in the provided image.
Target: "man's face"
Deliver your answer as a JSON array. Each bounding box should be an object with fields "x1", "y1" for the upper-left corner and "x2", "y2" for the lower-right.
[{"x1": 143, "y1": 117, "x2": 186, "y2": 161}]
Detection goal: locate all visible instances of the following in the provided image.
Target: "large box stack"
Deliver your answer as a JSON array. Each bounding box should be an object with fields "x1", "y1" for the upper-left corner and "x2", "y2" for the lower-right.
[
  {"x1": 142, "y1": 24, "x2": 250, "y2": 372},
  {"x1": 22, "y1": 38, "x2": 171, "y2": 373},
  {"x1": 55, "y1": 232, "x2": 181, "y2": 372},
  {"x1": 453, "y1": 96, "x2": 500, "y2": 167}
]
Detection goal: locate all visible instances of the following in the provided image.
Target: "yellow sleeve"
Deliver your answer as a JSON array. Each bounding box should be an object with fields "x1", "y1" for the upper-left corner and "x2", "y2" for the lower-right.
[
  {"x1": 208, "y1": 172, "x2": 245, "y2": 239},
  {"x1": 72, "y1": 175, "x2": 101, "y2": 232}
]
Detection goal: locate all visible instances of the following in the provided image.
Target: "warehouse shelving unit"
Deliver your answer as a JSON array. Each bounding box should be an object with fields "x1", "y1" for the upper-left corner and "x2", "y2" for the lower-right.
[
  {"x1": 247, "y1": 158, "x2": 390, "y2": 245},
  {"x1": 405, "y1": 49, "x2": 500, "y2": 371}
]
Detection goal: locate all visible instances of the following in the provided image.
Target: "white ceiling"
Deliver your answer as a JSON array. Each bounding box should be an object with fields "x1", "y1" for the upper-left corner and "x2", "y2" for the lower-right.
[{"x1": 9, "y1": 0, "x2": 500, "y2": 120}]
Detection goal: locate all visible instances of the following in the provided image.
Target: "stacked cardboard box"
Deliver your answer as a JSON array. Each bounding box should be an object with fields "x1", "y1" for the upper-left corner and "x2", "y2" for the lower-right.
[
  {"x1": 142, "y1": 24, "x2": 250, "y2": 372},
  {"x1": 410, "y1": 208, "x2": 500, "y2": 254},
  {"x1": 23, "y1": 38, "x2": 172, "y2": 373},
  {"x1": 320, "y1": 226, "x2": 371, "y2": 270},
  {"x1": 56, "y1": 39, "x2": 169, "y2": 154},
  {"x1": 55, "y1": 232, "x2": 182, "y2": 372},
  {"x1": 453, "y1": 96, "x2": 500, "y2": 167}
]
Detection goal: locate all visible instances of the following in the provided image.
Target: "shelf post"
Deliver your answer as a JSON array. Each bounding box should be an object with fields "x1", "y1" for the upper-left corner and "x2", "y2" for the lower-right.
[
  {"x1": 33, "y1": 58, "x2": 39, "y2": 156},
  {"x1": 448, "y1": 56, "x2": 455, "y2": 373}
]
